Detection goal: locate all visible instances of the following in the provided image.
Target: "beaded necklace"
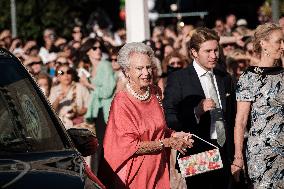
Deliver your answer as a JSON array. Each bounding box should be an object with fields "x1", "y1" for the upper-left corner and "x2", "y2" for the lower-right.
[{"x1": 126, "y1": 83, "x2": 150, "y2": 101}]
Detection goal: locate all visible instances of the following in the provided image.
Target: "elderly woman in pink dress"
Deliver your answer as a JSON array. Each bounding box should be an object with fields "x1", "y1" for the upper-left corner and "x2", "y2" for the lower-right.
[{"x1": 102, "y1": 42, "x2": 194, "y2": 188}]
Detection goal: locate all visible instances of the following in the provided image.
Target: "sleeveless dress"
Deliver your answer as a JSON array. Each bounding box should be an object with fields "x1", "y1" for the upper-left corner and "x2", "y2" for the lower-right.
[{"x1": 236, "y1": 66, "x2": 284, "y2": 189}]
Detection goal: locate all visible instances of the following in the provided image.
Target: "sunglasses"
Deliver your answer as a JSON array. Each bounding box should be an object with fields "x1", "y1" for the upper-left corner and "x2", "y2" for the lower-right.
[
  {"x1": 56, "y1": 61, "x2": 68, "y2": 65},
  {"x1": 110, "y1": 58, "x2": 117, "y2": 62},
  {"x1": 30, "y1": 61, "x2": 42, "y2": 66},
  {"x1": 169, "y1": 61, "x2": 182, "y2": 65},
  {"x1": 57, "y1": 69, "x2": 72, "y2": 76},
  {"x1": 222, "y1": 43, "x2": 235, "y2": 48},
  {"x1": 92, "y1": 46, "x2": 101, "y2": 51}
]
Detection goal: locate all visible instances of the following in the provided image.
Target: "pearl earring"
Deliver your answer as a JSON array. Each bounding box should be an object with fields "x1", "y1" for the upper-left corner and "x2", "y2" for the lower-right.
[{"x1": 264, "y1": 49, "x2": 270, "y2": 57}]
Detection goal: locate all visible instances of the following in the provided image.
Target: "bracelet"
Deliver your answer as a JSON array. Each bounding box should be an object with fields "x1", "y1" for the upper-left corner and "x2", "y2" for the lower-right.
[
  {"x1": 232, "y1": 163, "x2": 243, "y2": 169},
  {"x1": 158, "y1": 139, "x2": 165, "y2": 149},
  {"x1": 234, "y1": 156, "x2": 244, "y2": 160}
]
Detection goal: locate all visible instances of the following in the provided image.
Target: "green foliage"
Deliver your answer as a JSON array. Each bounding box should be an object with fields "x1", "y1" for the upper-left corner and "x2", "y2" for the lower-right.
[
  {"x1": 0, "y1": 1, "x2": 10, "y2": 29},
  {"x1": 0, "y1": 0, "x2": 93, "y2": 41}
]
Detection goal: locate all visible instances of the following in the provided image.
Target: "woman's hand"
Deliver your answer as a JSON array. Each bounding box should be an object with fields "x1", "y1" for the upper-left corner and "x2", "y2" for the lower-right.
[
  {"x1": 79, "y1": 76, "x2": 95, "y2": 90},
  {"x1": 52, "y1": 92, "x2": 65, "y2": 112},
  {"x1": 172, "y1": 131, "x2": 192, "y2": 142},
  {"x1": 231, "y1": 158, "x2": 244, "y2": 182},
  {"x1": 57, "y1": 92, "x2": 65, "y2": 101},
  {"x1": 23, "y1": 40, "x2": 37, "y2": 51},
  {"x1": 162, "y1": 136, "x2": 194, "y2": 155}
]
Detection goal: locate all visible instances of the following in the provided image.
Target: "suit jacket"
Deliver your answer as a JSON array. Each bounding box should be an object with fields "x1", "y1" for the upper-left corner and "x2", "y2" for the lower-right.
[{"x1": 163, "y1": 63, "x2": 236, "y2": 160}]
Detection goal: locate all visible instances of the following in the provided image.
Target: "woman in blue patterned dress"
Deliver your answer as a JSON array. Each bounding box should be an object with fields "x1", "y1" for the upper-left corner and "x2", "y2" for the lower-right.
[{"x1": 231, "y1": 23, "x2": 284, "y2": 189}]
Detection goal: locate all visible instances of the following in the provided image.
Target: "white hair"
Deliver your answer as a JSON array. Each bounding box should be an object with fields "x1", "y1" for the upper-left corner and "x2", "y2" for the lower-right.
[{"x1": 117, "y1": 42, "x2": 155, "y2": 70}]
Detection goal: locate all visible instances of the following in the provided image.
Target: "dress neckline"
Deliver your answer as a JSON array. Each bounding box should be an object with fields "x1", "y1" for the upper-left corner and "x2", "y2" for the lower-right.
[{"x1": 247, "y1": 66, "x2": 284, "y2": 75}]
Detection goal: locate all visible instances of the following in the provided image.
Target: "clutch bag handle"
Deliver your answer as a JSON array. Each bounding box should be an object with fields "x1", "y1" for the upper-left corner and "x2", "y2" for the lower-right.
[
  {"x1": 177, "y1": 134, "x2": 219, "y2": 159},
  {"x1": 191, "y1": 134, "x2": 219, "y2": 149}
]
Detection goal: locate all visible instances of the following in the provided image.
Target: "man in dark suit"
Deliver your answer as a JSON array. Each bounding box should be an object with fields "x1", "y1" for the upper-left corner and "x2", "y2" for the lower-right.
[{"x1": 163, "y1": 27, "x2": 236, "y2": 189}]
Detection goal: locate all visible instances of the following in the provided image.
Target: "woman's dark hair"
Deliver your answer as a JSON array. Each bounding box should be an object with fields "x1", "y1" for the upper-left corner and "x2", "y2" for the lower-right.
[
  {"x1": 79, "y1": 37, "x2": 107, "y2": 57},
  {"x1": 109, "y1": 46, "x2": 121, "y2": 57},
  {"x1": 80, "y1": 38, "x2": 97, "y2": 53}
]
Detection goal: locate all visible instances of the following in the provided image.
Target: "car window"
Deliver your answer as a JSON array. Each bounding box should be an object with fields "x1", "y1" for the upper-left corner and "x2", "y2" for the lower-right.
[{"x1": 0, "y1": 57, "x2": 66, "y2": 154}]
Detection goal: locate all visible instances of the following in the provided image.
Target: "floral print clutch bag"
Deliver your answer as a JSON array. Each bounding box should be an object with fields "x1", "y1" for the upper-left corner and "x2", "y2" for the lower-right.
[{"x1": 177, "y1": 134, "x2": 223, "y2": 177}]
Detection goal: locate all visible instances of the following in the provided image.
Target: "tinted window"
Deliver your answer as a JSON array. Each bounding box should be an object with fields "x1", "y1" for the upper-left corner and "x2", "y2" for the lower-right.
[{"x1": 0, "y1": 57, "x2": 66, "y2": 154}]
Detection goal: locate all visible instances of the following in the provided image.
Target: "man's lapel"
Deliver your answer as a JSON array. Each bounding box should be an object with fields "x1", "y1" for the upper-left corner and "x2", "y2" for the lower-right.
[{"x1": 188, "y1": 64, "x2": 205, "y2": 97}]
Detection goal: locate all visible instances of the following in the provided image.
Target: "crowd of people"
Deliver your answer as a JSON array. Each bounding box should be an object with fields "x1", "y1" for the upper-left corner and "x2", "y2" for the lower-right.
[{"x1": 0, "y1": 13, "x2": 283, "y2": 189}]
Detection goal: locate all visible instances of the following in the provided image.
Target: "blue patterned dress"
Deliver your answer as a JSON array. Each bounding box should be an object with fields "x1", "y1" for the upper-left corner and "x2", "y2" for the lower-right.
[{"x1": 236, "y1": 66, "x2": 284, "y2": 189}]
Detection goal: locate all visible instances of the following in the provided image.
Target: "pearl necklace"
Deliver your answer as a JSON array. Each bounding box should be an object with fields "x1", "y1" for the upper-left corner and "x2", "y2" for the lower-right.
[{"x1": 126, "y1": 83, "x2": 150, "y2": 101}]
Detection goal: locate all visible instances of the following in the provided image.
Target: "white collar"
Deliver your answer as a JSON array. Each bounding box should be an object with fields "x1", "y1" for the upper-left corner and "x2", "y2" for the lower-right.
[{"x1": 193, "y1": 60, "x2": 212, "y2": 77}]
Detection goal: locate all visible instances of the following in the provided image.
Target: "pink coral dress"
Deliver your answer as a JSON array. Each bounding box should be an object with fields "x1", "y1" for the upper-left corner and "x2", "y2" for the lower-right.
[{"x1": 103, "y1": 89, "x2": 171, "y2": 189}]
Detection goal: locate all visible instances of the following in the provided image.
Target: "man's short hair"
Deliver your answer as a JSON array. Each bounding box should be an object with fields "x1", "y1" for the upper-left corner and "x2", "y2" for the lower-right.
[{"x1": 189, "y1": 27, "x2": 220, "y2": 52}]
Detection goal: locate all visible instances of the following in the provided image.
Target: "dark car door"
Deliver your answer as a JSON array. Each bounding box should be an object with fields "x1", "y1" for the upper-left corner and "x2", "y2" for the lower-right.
[{"x1": 0, "y1": 48, "x2": 101, "y2": 189}]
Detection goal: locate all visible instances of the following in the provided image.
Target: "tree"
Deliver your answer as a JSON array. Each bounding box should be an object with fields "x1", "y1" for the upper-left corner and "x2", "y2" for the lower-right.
[{"x1": 0, "y1": 0, "x2": 112, "y2": 41}]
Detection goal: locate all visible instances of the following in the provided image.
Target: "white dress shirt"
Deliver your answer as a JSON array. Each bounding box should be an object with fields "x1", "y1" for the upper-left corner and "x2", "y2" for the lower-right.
[{"x1": 193, "y1": 60, "x2": 223, "y2": 139}]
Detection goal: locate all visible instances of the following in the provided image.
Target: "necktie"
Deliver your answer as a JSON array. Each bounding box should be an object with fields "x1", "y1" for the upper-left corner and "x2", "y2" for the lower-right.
[{"x1": 206, "y1": 71, "x2": 226, "y2": 147}]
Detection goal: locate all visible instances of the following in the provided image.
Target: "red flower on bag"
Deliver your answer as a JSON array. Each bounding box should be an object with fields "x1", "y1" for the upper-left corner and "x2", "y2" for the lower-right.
[
  {"x1": 208, "y1": 162, "x2": 220, "y2": 169},
  {"x1": 207, "y1": 149, "x2": 216, "y2": 157},
  {"x1": 181, "y1": 155, "x2": 192, "y2": 161},
  {"x1": 186, "y1": 166, "x2": 197, "y2": 175}
]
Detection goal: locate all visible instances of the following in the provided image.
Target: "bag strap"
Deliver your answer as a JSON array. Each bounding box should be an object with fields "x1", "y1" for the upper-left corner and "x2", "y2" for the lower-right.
[
  {"x1": 191, "y1": 134, "x2": 219, "y2": 149},
  {"x1": 177, "y1": 134, "x2": 219, "y2": 159}
]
